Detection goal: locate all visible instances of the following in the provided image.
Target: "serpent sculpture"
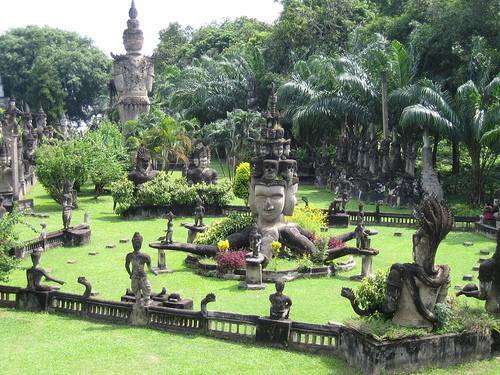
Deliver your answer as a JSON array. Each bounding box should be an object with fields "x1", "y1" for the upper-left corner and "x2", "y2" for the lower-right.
[{"x1": 341, "y1": 195, "x2": 454, "y2": 328}]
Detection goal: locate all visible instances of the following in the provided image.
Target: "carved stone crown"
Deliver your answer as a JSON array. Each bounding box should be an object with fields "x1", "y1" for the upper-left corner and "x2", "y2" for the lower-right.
[{"x1": 123, "y1": 0, "x2": 144, "y2": 54}]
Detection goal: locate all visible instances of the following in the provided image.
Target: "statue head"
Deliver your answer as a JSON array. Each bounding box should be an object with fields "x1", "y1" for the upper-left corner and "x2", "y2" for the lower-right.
[
  {"x1": 272, "y1": 142, "x2": 284, "y2": 159},
  {"x1": 412, "y1": 195, "x2": 454, "y2": 274},
  {"x1": 132, "y1": 232, "x2": 143, "y2": 252},
  {"x1": 254, "y1": 184, "x2": 285, "y2": 224},
  {"x1": 30, "y1": 248, "x2": 43, "y2": 267},
  {"x1": 262, "y1": 160, "x2": 279, "y2": 182},
  {"x1": 136, "y1": 145, "x2": 150, "y2": 171},
  {"x1": 279, "y1": 160, "x2": 296, "y2": 182},
  {"x1": 275, "y1": 280, "x2": 285, "y2": 294},
  {"x1": 258, "y1": 143, "x2": 269, "y2": 158},
  {"x1": 283, "y1": 140, "x2": 291, "y2": 157}
]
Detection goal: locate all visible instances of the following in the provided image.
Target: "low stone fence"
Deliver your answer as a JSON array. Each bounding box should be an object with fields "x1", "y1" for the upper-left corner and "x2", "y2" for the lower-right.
[
  {"x1": 1, "y1": 284, "x2": 496, "y2": 374},
  {"x1": 223, "y1": 206, "x2": 478, "y2": 232},
  {"x1": 10, "y1": 224, "x2": 91, "y2": 259},
  {"x1": 475, "y1": 222, "x2": 498, "y2": 239}
]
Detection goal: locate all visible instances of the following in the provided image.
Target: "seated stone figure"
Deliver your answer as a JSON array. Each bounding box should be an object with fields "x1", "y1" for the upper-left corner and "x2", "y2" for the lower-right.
[
  {"x1": 26, "y1": 248, "x2": 65, "y2": 291},
  {"x1": 128, "y1": 145, "x2": 158, "y2": 187},
  {"x1": 457, "y1": 229, "x2": 500, "y2": 313},
  {"x1": 341, "y1": 195, "x2": 453, "y2": 328},
  {"x1": 185, "y1": 142, "x2": 218, "y2": 185}
]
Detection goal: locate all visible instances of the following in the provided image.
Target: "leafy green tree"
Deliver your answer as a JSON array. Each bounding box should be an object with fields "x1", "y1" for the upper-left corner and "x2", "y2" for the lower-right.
[
  {"x1": 83, "y1": 121, "x2": 130, "y2": 197},
  {"x1": 35, "y1": 139, "x2": 90, "y2": 202},
  {"x1": 0, "y1": 26, "x2": 111, "y2": 121}
]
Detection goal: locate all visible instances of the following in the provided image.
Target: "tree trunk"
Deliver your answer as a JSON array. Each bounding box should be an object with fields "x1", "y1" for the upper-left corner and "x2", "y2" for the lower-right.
[
  {"x1": 432, "y1": 134, "x2": 439, "y2": 168},
  {"x1": 452, "y1": 141, "x2": 460, "y2": 175},
  {"x1": 470, "y1": 149, "x2": 483, "y2": 207},
  {"x1": 381, "y1": 71, "x2": 390, "y2": 174}
]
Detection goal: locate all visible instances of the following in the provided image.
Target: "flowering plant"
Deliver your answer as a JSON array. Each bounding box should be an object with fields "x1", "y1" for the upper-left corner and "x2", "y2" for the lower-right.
[
  {"x1": 271, "y1": 241, "x2": 282, "y2": 252},
  {"x1": 217, "y1": 239, "x2": 230, "y2": 252},
  {"x1": 215, "y1": 250, "x2": 247, "y2": 274},
  {"x1": 328, "y1": 236, "x2": 345, "y2": 249}
]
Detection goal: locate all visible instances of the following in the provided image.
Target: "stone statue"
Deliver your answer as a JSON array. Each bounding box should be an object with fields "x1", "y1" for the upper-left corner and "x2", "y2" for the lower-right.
[
  {"x1": 125, "y1": 232, "x2": 158, "y2": 306},
  {"x1": 185, "y1": 141, "x2": 218, "y2": 185},
  {"x1": 165, "y1": 211, "x2": 174, "y2": 244},
  {"x1": 78, "y1": 276, "x2": 93, "y2": 299},
  {"x1": 26, "y1": 248, "x2": 65, "y2": 291},
  {"x1": 269, "y1": 280, "x2": 292, "y2": 320},
  {"x1": 457, "y1": 229, "x2": 500, "y2": 313},
  {"x1": 22, "y1": 132, "x2": 36, "y2": 179},
  {"x1": 112, "y1": 1, "x2": 154, "y2": 123},
  {"x1": 0, "y1": 196, "x2": 7, "y2": 219},
  {"x1": 194, "y1": 197, "x2": 205, "y2": 227},
  {"x1": 40, "y1": 222, "x2": 47, "y2": 250},
  {"x1": 342, "y1": 195, "x2": 453, "y2": 328},
  {"x1": 128, "y1": 145, "x2": 158, "y2": 187},
  {"x1": 249, "y1": 224, "x2": 262, "y2": 258},
  {"x1": 62, "y1": 180, "x2": 74, "y2": 230},
  {"x1": 0, "y1": 142, "x2": 13, "y2": 196}
]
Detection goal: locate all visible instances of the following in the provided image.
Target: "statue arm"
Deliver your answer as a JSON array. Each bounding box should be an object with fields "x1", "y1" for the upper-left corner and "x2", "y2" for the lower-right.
[
  {"x1": 125, "y1": 254, "x2": 132, "y2": 278},
  {"x1": 42, "y1": 270, "x2": 65, "y2": 285}
]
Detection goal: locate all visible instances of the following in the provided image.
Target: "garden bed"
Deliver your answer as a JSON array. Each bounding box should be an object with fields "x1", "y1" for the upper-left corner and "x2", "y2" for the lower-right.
[{"x1": 184, "y1": 255, "x2": 353, "y2": 282}]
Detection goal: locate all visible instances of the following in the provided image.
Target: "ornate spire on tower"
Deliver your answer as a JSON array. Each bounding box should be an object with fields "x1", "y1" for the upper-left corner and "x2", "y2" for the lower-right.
[{"x1": 123, "y1": 0, "x2": 144, "y2": 54}]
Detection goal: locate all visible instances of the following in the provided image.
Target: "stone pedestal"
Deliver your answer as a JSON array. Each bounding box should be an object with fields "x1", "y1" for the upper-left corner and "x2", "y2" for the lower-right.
[
  {"x1": 328, "y1": 214, "x2": 349, "y2": 227},
  {"x1": 152, "y1": 249, "x2": 172, "y2": 274},
  {"x1": 256, "y1": 317, "x2": 292, "y2": 345},
  {"x1": 130, "y1": 304, "x2": 148, "y2": 326},
  {"x1": 182, "y1": 223, "x2": 207, "y2": 243},
  {"x1": 16, "y1": 290, "x2": 51, "y2": 312},
  {"x1": 162, "y1": 299, "x2": 193, "y2": 310},
  {"x1": 240, "y1": 255, "x2": 266, "y2": 290},
  {"x1": 63, "y1": 225, "x2": 91, "y2": 247},
  {"x1": 350, "y1": 255, "x2": 374, "y2": 281}
]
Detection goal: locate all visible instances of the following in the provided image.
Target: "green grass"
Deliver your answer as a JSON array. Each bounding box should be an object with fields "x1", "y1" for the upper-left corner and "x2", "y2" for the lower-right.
[{"x1": 1, "y1": 183, "x2": 498, "y2": 374}]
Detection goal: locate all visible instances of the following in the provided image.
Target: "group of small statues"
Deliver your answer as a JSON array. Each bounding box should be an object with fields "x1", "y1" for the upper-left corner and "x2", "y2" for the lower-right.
[{"x1": 185, "y1": 141, "x2": 218, "y2": 185}]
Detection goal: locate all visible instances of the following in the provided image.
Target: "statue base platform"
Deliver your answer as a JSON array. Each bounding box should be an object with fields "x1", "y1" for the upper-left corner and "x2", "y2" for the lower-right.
[
  {"x1": 16, "y1": 289, "x2": 51, "y2": 312},
  {"x1": 328, "y1": 214, "x2": 349, "y2": 227},
  {"x1": 63, "y1": 224, "x2": 91, "y2": 247},
  {"x1": 130, "y1": 304, "x2": 148, "y2": 326},
  {"x1": 182, "y1": 224, "x2": 207, "y2": 243},
  {"x1": 256, "y1": 317, "x2": 292, "y2": 345},
  {"x1": 152, "y1": 267, "x2": 172, "y2": 274},
  {"x1": 162, "y1": 299, "x2": 193, "y2": 310},
  {"x1": 239, "y1": 282, "x2": 266, "y2": 290}
]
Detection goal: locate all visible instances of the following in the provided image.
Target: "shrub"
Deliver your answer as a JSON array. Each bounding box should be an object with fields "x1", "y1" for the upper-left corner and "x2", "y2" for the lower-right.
[
  {"x1": 0, "y1": 209, "x2": 32, "y2": 282},
  {"x1": 434, "y1": 303, "x2": 453, "y2": 330},
  {"x1": 287, "y1": 206, "x2": 326, "y2": 235},
  {"x1": 232, "y1": 162, "x2": 250, "y2": 204},
  {"x1": 194, "y1": 212, "x2": 254, "y2": 245},
  {"x1": 215, "y1": 250, "x2": 247, "y2": 273},
  {"x1": 110, "y1": 172, "x2": 233, "y2": 212},
  {"x1": 110, "y1": 178, "x2": 135, "y2": 213},
  {"x1": 296, "y1": 254, "x2": 314, "y2": 272},
  {"x1": 353, "y1": 270, "x2": 388, "y2": 312}
]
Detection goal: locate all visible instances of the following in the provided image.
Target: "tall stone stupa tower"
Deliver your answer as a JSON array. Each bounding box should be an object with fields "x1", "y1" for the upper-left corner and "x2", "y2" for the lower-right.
[{"x1": 111, "y1": 0, "x2": 154, "y2": 123}]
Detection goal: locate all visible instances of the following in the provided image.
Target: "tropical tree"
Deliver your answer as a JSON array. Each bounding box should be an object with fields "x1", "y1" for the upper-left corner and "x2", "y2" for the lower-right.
[
  {"x1": 168, "y1": 54, "x2": 256, "y2": 124},
  {"x1": 142, "y1": 111, "x2": 192, "y2": 171}
]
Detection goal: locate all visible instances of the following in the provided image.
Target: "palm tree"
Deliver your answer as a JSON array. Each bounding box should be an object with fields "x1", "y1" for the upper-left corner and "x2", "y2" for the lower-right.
[
  {"x1": 397, "y1": 76, "x2": 499, "y2": 205},
  {"x1": 142, "y1": 113, "x2": 191, "y2": 172},
  {"x1": 168, "y1": 54, "x2": 256, "y2": 124}
]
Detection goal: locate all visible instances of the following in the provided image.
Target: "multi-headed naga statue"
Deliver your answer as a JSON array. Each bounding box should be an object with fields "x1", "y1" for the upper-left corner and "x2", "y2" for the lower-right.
[{"x1": 341, "y1": 195, "x2": 454, "y2": 328}]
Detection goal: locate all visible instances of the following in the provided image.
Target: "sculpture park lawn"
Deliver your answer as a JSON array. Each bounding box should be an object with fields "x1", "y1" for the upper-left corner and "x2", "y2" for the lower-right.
[{"x1": 1, "y1": 183, "x2": 498, "y2": 374}]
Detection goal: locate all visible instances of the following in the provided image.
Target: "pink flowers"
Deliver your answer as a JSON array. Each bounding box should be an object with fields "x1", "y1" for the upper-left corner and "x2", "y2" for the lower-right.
[
  {"x1": 215, "y1": 249, "x2": 247, "y2": 273},
  {"x1": 328, "y1": 236, "x2": 345, "y2": 249}
]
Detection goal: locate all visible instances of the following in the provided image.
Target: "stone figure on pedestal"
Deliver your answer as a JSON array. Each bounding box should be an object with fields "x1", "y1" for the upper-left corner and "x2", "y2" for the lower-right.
[
  {"x1": 62, "y1": 180, "x2": 74, "y2": 230},
  {"x1": 125, "y1": 232, "x2": 158, "y2": 306},
  {"x1": 112, "y1": 1, "x2": 154, "y2": 123},
  {"x1": 194, "y1": 197, "x2": 205, "y2": 227},
  {"x1": 128, "y1": 144, "x2": 158, "y2": 187},
  {"x1": 269, "y1": 280, "x2": 292, "y2": 320},
  {"x1": 185, "y1": 141, "x2": 218, "y2": 185}
]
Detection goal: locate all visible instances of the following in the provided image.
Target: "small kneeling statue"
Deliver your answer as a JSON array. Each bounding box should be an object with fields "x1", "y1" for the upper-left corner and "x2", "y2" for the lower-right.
[{"x1": 269, "y1": 280, "x2": 292, "y2": 320}]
